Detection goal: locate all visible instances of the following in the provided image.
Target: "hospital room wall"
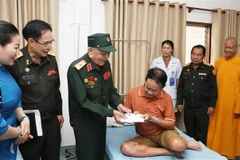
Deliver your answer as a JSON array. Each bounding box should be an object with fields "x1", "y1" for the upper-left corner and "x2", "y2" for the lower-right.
[{"x1": 58, "y1": 0, "x2": 240, "y2": 146}]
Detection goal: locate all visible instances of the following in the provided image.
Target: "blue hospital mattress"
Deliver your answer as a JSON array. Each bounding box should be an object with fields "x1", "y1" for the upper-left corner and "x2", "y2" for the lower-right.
[{"x1": 106, "y1": 126, "x2": 227, "y2": 160}]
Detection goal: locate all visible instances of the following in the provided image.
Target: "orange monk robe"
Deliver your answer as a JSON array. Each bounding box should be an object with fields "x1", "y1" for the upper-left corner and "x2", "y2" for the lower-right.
[{"x1": 207, "y1": 55, "x2": 240, "y2": 159}]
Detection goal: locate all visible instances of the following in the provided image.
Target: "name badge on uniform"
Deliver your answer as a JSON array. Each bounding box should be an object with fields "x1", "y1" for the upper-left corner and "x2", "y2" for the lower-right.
[
  {"x1": 170, "y1": 78, "x2": 174, "y2": 86},
  {"x1": 199, "y1": 73, "x2": 207, "y2": 76},
  {"x1": 170, "y1": 71, "x2": 174, "y2": 86}
]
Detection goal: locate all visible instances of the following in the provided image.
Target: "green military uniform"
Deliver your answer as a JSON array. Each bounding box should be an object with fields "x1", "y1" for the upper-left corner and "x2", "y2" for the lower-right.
[
  {"x1": 177, "y1": 62, "x2": 217, "y2": 144},
  {"x1": 67, "y1": 33, "x2": 121, "y2": 160},
  {"x1": 11, "y1": 46, "x2": 62, "y2": 160}
]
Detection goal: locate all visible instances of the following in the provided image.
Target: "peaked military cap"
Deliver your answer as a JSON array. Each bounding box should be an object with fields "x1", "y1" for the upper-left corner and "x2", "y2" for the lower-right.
[{"x1": 88, "y1": 33, "x2": 117, "y2": 52}]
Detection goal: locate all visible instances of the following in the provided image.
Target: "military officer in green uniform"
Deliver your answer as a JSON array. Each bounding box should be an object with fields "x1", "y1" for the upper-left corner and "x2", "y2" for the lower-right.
[
  {"x1": 177, "y1": 44, "x2": 217, "y2": 145},
  {"x1": 10, "y1": 20, "x2": 64, "y2": 160},
  {"x1": 67, "y1": 33, "x2": 131, "y2": 160}
]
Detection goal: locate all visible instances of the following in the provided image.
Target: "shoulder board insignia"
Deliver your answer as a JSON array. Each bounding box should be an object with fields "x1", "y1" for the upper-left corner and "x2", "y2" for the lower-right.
[
  {"x1": 74, "y1": 60, "x2": 86, "y2": 70},
  {"x1": 48, "y1": 51, "x2": 55, "y2": 56},
  {"x1": 14, "y1": 51, "x2": 23, "y2": 60},
  {"x1": 203, "y1": 61, "x2": 212, "y2": 66},
  {"x1": 183, "y1": 62, "x2": 190, "y2": 67}
]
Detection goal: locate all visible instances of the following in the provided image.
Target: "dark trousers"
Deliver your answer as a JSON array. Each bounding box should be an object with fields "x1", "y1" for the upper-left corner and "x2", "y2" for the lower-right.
[
  {"x1": 73, "y1": 121, "x2": 106, "y2": 160},
  {"x1": 19, "y1": 116, "x2": 61, "y2": 160},
  {"x1": 184, "y1": 106, "x2": 209, "y2": 144}
]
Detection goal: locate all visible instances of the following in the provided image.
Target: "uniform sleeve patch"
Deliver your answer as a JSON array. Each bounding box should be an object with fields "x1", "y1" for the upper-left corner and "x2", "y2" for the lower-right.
[{"x1": 74, "y1": 60, "x2": 86, "y2": 70}]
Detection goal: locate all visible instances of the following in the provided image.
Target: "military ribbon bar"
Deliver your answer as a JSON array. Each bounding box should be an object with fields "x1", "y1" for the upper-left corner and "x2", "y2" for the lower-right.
[{"x1": 47, "y1": 70, "x2": 57, "y2": 76}]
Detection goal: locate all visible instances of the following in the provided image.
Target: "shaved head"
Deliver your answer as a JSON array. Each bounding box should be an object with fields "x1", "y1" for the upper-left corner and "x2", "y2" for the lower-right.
[{"x1": 224, "y1": 37, "x2": 237, "y2": 60}]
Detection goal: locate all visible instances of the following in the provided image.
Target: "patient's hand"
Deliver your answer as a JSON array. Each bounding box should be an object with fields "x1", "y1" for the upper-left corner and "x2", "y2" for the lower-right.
[{"x1": 142, "y1": 114, "x2": 151, "y2": 122}]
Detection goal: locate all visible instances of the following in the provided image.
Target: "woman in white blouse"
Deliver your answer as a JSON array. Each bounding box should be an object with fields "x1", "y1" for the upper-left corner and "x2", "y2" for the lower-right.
[{"x1": 150, "y1": 40, "x2": 182, "y2": 112}]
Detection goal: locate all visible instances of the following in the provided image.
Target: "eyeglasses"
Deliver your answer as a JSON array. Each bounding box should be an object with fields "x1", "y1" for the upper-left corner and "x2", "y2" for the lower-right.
[{"x1": 32, "y1": 38, "x2": 55, "y2": 47}]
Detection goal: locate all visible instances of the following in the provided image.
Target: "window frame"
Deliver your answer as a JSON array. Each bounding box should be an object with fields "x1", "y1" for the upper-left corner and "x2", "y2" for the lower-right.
[{"x1": 187, "y1": 22, "x2": 212, "y2": 63}]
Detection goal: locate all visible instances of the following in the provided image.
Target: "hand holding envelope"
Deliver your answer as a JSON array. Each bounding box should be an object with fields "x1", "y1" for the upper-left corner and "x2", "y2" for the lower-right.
[{"x1": 120, "y1": 113, "x2": 144, "y2": 123}]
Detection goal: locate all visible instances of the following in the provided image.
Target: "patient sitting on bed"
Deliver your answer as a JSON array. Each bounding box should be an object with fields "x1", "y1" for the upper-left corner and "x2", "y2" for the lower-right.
[{"x1": 121, "y1": 68, "x2": 202, "y2": 158}]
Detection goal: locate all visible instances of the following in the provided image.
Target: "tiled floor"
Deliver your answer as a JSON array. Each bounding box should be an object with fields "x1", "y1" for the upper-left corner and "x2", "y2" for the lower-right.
[
  {"x1": 60, "y1": 145, "x2": 77, "y2": 160},
  {"x1": 17, "y1": 146, "x2": 77, "y2": 160},
  {"x1": 17, "y1": 145, "x2": 109, "y2": 160},
  {"x1": 60, "y1": 145, "x2": 110, "y2": 160}
]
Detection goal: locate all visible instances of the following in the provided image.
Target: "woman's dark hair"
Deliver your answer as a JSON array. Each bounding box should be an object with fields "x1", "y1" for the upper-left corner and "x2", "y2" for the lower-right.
[
  {"x1": 0, "y1": 21, "x2": 19, "y2": 46},
  {"x1": 22, "y1": 19, "x2": 52, "y2": 41},
  {"x1": 145, "y1": 68, "x2": 167, "y2": 87},
  {"x1": 162, "y1": 40, "x2": 174, "y2": 50},
  {"x1": 162, "y1": 40, "x2": 174, "y2": 55}
]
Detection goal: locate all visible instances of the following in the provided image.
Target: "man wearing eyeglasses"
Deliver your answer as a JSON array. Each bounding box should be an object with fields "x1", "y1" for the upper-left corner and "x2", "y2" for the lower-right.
[
  {"x1": 10, "y1": 19, "x2": 64, "y2": 160},
  {"x1": 121, "y1": 68, "x2": 202, "y2": 158},
  {"x1": 67, "y1": 33, "x2": 131, "y2": 160}
]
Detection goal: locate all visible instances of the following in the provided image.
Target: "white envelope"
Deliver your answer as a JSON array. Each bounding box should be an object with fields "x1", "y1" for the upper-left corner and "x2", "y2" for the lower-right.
[{"x1": 120, "y1": 113, "x2": 144, "y2": 123}]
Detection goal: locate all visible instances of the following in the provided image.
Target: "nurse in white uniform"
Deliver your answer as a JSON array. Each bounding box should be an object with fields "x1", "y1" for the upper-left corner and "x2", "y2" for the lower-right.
[{"x1": 150, "y1": 40, "x2": 182, "y2": 112}]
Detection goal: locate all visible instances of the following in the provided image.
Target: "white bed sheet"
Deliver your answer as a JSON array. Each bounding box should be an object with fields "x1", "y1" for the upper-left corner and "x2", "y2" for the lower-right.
[{"x1": 106, "y1": 126, "x2": 227, "y2": 160}]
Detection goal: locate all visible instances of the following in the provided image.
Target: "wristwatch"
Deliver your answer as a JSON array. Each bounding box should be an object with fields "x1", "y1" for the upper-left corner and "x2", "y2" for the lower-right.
[{"x1": 21, "y1": 115, "x2": 29, "y2": 122}]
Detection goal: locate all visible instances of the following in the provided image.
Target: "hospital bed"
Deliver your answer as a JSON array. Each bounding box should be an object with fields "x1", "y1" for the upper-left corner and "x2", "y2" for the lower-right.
[{"x1": 106, "y1": 118, "x2": 227, "y2": 160}]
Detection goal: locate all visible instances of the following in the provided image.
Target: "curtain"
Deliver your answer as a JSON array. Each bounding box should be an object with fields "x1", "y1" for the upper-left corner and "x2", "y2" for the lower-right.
[
  {"x1": 211, "y1": 9, "x2": 240, "y2": 62},
  {"x1": 0, "y1": 0, "x2": 59, "y2": 56},
  {"x1": 104, "y1": 0, "x2": 186, "y2": 94},
  {"x1": 104, "y1": 0, "x2": 186, "y2": 131},
  {"x1": 0, "y1": 1, "x2": 18, "y2": 25}
]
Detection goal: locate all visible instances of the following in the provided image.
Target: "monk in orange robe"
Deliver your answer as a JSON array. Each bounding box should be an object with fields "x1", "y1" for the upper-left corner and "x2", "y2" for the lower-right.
[{"x1": 207, "y1": 37, "x2": 240, "y2": 159}]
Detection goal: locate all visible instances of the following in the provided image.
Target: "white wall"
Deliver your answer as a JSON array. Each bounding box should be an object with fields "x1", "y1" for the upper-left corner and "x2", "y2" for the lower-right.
[
  {"x1": 58, "y1": 0, "x2": 240, "y2": 146},
  {"x1": 58, "y1": 0, "x2": 105, "y2": 146},
  {"x1": 168, "y1": 0, "x2": 240, "y2": 23}
]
